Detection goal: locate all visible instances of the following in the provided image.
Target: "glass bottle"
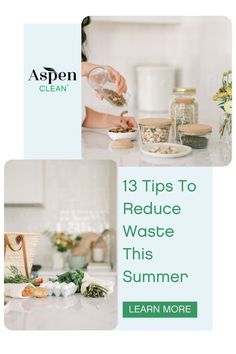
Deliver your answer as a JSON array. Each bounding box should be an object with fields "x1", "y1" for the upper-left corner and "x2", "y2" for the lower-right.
[{"x1": 169, "y1": 88, "x2": 198, "y2": 141}]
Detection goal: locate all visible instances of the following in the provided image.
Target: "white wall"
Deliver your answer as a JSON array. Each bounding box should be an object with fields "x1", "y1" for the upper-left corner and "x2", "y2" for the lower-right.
[
  {"x1": 4, "y1": 160, "x2": 117, "y2": 267},
  {"x1": 83, "y1": 16, "x2": 231, "y2": 134}
]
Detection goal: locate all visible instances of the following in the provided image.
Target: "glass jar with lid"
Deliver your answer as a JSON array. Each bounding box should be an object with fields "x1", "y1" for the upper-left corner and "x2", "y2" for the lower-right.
[
  {"x1": 178, "y1": 124, "x2": 212, "y2": 149},
  {"x1": 88, "y1": 66, "x2": 128, "y2": 108},
  {"x1": 138, "y1": 118, "x2": 172, "y2": 144},
  {"x1": 169, "y1": 88, "x2": 199, "y2": 141}
]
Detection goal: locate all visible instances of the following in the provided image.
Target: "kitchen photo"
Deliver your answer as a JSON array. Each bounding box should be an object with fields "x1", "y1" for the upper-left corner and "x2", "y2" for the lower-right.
[
  {"x1": 4, "y1": 160, "x2": 117, "y2": 330},
  {"x1": 82, "y1": 16, "x2": 232, "y2": 166}
]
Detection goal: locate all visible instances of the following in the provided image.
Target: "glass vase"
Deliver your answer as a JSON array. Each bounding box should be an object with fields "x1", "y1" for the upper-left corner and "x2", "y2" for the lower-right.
[
  {"x1": 52, "y1": 250, "x2": 68, "y2": 271},
  {"x1": 219, "y1": 112, "x2": 232, "y2": 144}
]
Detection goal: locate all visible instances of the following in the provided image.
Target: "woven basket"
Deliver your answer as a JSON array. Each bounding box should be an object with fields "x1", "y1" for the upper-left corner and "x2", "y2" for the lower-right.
[{"x1": 4, "y1": 232, "x2": 41, "y2": 278}]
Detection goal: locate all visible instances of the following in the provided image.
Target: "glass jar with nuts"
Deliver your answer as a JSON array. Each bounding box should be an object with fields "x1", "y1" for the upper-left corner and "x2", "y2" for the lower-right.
[
  {"x1": 169, "y1": 88, "x2": 199, "y2": 141},
  {"x1": 138, "y1": 118, "x2": 172, "y2": 144}
]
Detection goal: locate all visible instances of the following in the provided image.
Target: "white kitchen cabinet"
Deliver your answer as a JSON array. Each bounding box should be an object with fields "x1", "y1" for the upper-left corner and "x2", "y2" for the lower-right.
[
  {"x1": 91, "y1": 16, "x2": 182, "y2": 24},
  {"x1": 4, "y1": 160, "x2": 44, "y2": 205}
]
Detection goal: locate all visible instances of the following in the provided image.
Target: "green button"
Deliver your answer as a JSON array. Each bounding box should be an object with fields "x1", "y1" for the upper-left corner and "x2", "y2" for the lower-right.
[{"x1": 123, "y1": 301, "x2": 197, "y2": 318}]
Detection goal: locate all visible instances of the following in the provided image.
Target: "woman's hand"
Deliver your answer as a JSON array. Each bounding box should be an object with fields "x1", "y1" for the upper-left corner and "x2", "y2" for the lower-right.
[
  {"x1": 104, "y1": 66, "x2": 127, "y2": 95},
  {"x1": 82, "y1": 62, "x2": 127, "y2": 95},
  {"x1": 116, "y1": 116, "x2": 137, "y2": 128},
  {"x1": 83, "y1": 108, "x2": 137, "y2": 129},
  {"x1": 81, "y1": 62, "x2": 97, "y2": 77}
]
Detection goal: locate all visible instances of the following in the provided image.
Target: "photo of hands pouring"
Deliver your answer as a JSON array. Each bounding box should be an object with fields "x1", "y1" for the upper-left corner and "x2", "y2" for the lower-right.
[
  {"x1": 81, "y1": 16, "x2": 232, "y2": 166},
  {"x1": 4, "y1": 160, "x2": 117, "y2": 330}
]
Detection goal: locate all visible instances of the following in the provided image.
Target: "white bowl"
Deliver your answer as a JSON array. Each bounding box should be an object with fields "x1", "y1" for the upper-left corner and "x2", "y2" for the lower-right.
[{"x1": 107, "y1": 129, "x2": 138, "y2": 141}]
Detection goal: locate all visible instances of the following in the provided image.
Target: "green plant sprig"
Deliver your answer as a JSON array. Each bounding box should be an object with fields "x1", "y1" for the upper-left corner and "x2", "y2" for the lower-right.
[
  {"x1": 83, "y1": 283, "x2": 108, "y2": 298},
  {"x1": 53, "y1": 269, "x2": 84, "y2": 292},
  {"x1": 4, "y1": 266, "x2": 33, "y2": 284}
]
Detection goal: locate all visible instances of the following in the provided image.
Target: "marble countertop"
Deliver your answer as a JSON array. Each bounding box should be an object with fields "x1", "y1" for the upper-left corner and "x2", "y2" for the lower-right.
[
  {"x1": 82, "y1": 128, "x2": 231, "y2": 166},
  {"x1": 4, "y1": 273, "x2": 117, "y2": 330}
]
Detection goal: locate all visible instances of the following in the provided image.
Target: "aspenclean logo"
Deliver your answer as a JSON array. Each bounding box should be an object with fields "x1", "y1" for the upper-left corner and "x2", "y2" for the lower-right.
[{"x1": 28, "y1": 67, "x2": 78, "y2": 92}]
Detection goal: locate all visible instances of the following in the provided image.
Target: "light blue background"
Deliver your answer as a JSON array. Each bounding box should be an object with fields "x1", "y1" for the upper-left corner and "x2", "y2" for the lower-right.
[
  {"x1": 24, "y1": 24, "x2": 81, "y2": 158},
  {"x1": 117, "y1": 167, "x2": 212, "y2": 330}
]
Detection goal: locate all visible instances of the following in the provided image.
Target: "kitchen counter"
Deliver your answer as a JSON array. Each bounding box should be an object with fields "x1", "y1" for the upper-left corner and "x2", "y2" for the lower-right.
[
  {"x1": 4, "y1": 274, "x2": 117, "y2": 330},
  {"x1": 82, "y1": 128, "x2": 231, "y2": 166}
]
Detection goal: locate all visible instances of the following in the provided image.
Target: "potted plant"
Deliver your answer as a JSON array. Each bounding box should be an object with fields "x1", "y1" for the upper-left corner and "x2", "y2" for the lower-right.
[
  {"x1": 67, "y1": 235, "x2": 86, "y2": 270},
  {"x1": 44, "y1": 230, "x2": 85, "y2": 270}
]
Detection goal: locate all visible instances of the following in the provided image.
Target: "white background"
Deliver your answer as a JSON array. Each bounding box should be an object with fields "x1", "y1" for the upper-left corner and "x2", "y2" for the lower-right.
[{"x1": 0, "y1": 0, "x2": 235, "y2": 353}]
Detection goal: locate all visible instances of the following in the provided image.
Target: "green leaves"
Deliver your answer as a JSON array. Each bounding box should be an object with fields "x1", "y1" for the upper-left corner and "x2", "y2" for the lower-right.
[
  {"x1": 4, "y1": 266, "x2": 33, "y2": 284},
  {"x1": 55, "y1": 269, "x2": 84, "y2": 292},
  {"x1": 56, "y1": 244, "x2": 68, "y2": 252},
  {"x1": 54, "y1": 270, "x2": 109, "y2": 297},
  {"x1": 83, "y1": 283, "x2": 108, "y2": 297}
]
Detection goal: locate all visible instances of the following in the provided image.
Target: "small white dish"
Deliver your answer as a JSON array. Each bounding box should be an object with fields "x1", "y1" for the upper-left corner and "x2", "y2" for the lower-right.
[
  {"x1": 107, "y1": 129, "x2": 138, "y2": 141},
  {"x1": 141, "y1": 143, "x2": 192, "y2": 158}
]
